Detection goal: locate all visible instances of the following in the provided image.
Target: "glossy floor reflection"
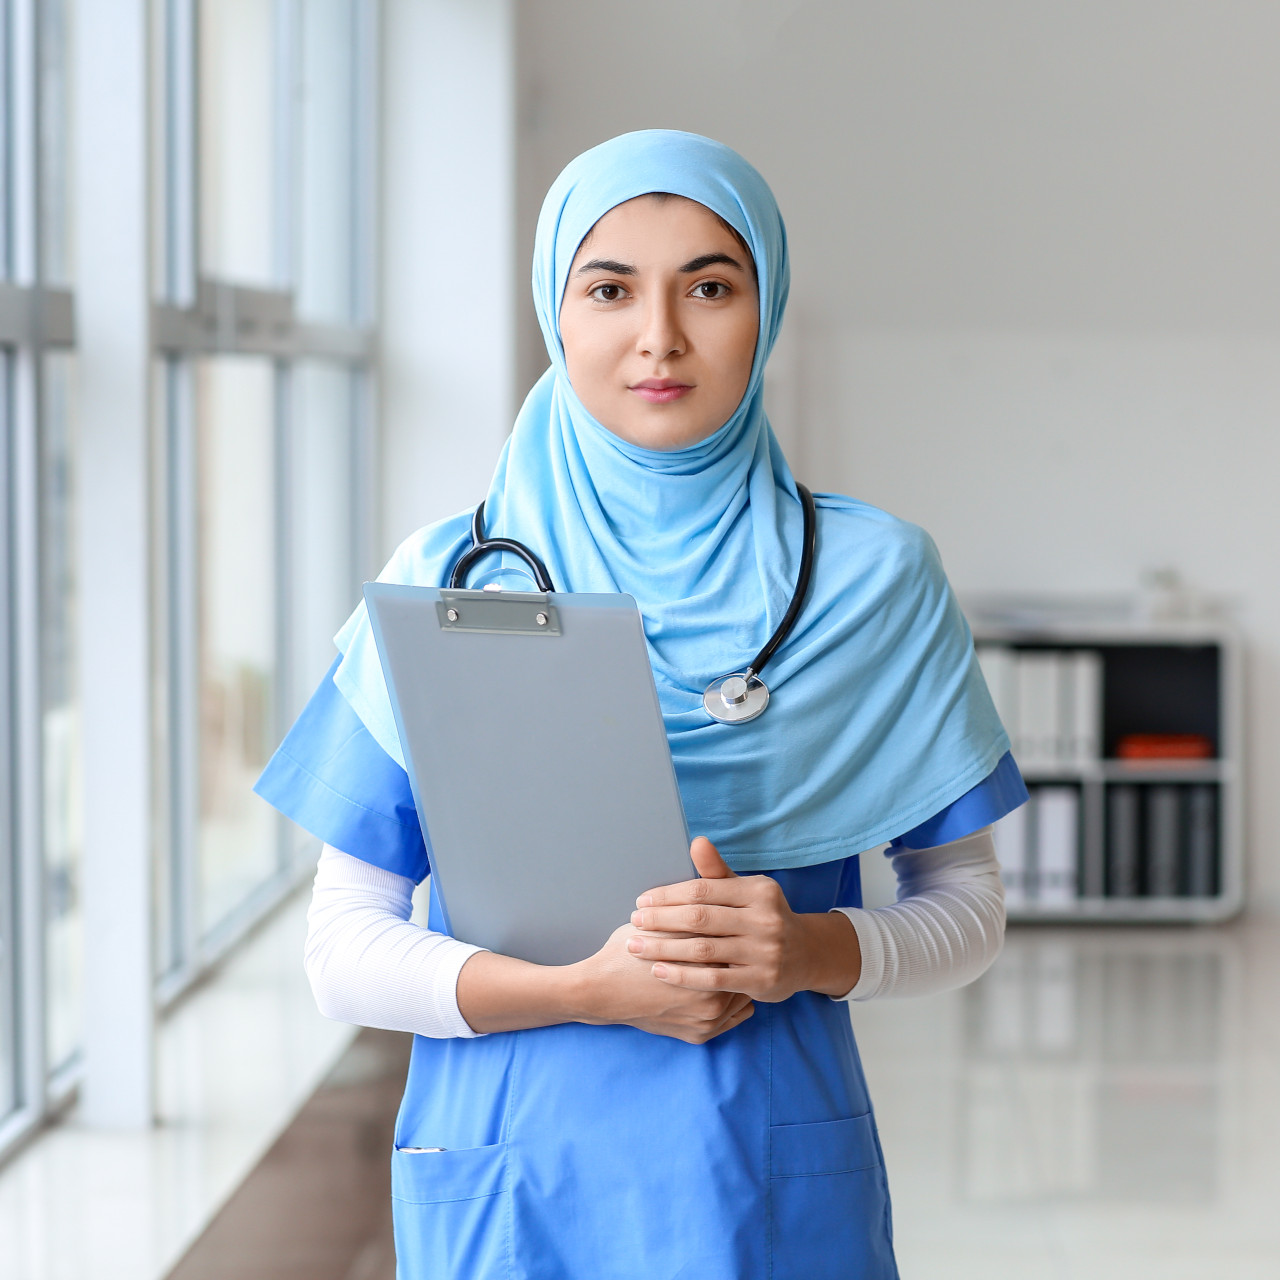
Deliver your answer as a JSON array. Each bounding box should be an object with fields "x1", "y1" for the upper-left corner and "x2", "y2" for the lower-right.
[
  {"x1": 855, "y1": 918, "x2": 1280, "y2": 1279},
  {"x1": 165, "y1": 1028, "x2": 408, "y2": 1280}
]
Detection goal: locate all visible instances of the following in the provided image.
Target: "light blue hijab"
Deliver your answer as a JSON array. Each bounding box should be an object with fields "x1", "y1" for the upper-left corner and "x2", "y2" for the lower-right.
[{"x1": 334, "y1": 130, "x2": 1008, "y2": 870}]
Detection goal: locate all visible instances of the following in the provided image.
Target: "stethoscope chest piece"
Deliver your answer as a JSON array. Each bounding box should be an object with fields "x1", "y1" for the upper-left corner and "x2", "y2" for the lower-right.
[{"x1": 703, "y1": 672, "x2": 770, "y2": 724}]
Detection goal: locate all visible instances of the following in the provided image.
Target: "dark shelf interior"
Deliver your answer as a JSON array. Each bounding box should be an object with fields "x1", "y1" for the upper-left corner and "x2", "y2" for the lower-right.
[{"x1": 1100, "y1": 645, "x2": 1220, "y2": 758}]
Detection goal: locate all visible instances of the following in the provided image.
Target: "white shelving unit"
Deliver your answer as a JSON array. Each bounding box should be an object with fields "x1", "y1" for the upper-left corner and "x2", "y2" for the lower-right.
[{"x1": 967, "y1": 606, "x2": 1244, "y2": 924}]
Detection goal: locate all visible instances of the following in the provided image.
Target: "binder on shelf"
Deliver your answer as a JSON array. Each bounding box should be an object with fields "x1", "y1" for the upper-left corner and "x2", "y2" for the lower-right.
[
  {"x1": 1145, "y1": 786, "x2": 1183, "y2": 898},
  {"x1": 1107, "y1": 785, "x2": 1142, "y2": 899},
  {"x1": 1068, "y1": 650, "x2": 1102, "y2": 764},
  {"x1": 976, "y1": 644, "x2": 1018, "y2": 737},
  {"x1": 1016, "y1": 652, "x2": 1062, "y2": 769},
  {"x1": 1036, "y1": 787, "x2": 1080, "y2": 906},
  {"x1": 1185, "y1": 785, "x2": 1218, "y2": 898},
  {"x1": 993, "y1": 803, "x2": 1029, "y2": 907}
]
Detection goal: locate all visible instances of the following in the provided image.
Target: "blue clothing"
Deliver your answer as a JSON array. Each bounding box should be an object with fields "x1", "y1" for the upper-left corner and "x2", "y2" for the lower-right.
[
  {"x1": 255, "y1": 658, "x2": 1024, "y2": 880},
  {"x1": 257, "y1": 131, "x2": 1026, "y2": 1278},
  {"x1": 331, "y1": 130, "x2": 1011, "y2": 871}
]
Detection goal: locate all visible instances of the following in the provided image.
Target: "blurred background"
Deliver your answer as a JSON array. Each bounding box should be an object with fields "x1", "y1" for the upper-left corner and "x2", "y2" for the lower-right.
[{"x1": 1, "y1": 2, "x2": 1278, "y2": 1277}]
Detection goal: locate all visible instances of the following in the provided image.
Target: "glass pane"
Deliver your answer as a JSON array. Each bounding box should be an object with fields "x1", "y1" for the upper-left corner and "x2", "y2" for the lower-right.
[
  {"x1": 290, "y1": 362, "x2": 355, "y2": 714},
  {"x1": 296, "y1": 0, "x2": 357, "y2": 322},
  {"x1": 1, "y1": 352, "x2": 16, "y2": 1117},
  {"x1": 39, "y1": 0, "x2": 73, "y2": 285},
  {"x1": 287, "y1": 362, "x2": 357, "y2": 865},
  {"x1": 198, "y1": 0, "x2": 277, "y2": 286},
  {"x1": 41, "y1": 351, "x2": 81, "y2": 1071},
  {"x1": 196, "y1": 357, "x2": 280, "y2": 934}
]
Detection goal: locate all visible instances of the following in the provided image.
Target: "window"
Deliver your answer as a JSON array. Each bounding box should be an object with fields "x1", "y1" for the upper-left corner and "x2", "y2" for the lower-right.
[
  {"x1": 152, "y1": 0, "x2": 375, "y2": 990},
  {"x1": 1, "y1": 0, "x2": 79, "y2": 1151}
]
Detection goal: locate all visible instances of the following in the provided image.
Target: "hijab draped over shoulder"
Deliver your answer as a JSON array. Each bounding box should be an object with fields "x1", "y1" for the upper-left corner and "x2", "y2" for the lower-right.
[{"x1": 333, "y1": 130, "x2": 1007, "y2": 869}]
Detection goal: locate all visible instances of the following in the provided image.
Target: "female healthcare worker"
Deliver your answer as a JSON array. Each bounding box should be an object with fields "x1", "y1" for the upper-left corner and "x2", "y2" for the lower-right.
[{"x1": 256, "y1": 130, "x2": 1026, "y2": 1279}]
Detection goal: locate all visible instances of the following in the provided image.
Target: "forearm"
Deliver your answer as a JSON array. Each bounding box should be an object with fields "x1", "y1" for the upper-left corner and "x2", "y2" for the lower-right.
[
  {"x1": 833, "y1": 826, "x2": 1006, "y2": 1001},
  {"x1": 455, "y1": 951, "x2": 591, "y2": 1033}
]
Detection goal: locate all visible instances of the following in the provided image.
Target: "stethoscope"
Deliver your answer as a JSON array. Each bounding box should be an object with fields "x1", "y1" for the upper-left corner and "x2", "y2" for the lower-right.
[{"x1": 448, "y1": 483, "x2": 817, "y2": 725}]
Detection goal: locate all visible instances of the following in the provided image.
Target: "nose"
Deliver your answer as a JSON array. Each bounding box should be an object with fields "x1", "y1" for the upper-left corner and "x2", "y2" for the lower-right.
[{"x1": 636, "y1": 291, "x2": 685, "y2": 361}]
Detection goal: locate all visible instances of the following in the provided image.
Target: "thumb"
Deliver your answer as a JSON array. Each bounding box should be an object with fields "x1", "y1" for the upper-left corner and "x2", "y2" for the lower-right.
[{"x1": 690, "y1": 836, "x2": 736, "y2": 880}]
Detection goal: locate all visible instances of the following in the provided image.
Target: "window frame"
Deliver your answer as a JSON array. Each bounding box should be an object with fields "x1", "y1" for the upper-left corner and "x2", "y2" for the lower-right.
[
  {"x1": 150, "y1": 0, "x2": 378, "y2": 1003},
  {"x1": 0, "y1": 0, "x2": 79, "y2": 1159}
]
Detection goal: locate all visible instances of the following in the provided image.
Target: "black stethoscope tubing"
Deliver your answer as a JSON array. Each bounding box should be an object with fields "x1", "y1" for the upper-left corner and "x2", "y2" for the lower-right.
[{"x1": 447, "y1": 482, "x2": 817, "y2": 722}]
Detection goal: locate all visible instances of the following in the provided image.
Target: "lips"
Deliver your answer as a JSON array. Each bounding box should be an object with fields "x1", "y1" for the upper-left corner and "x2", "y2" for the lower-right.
[{"x1": 629, "y1": 378, "x2": 693, "y2": 404}]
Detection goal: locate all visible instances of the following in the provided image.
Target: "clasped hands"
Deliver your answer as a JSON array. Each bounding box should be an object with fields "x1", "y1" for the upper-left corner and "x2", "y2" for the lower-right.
[{"x1": 603, "y1": 836, "x2": 861, "y2": 1042}]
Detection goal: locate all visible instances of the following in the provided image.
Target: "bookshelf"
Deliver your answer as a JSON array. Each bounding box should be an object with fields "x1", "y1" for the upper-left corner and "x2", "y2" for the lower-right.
[{"x1": 967, "y1": 604, "x2": 1243, "y2": 924}]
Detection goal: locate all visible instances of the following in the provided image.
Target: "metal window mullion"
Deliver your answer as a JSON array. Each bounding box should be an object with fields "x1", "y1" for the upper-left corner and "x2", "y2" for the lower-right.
[
  {"x1": 272, "y1": 0, "x2": 297, "y2": 292},
  {"x1": 0, "y1": 351, "x2": 25, "y2": 1138},
  {"x1": 351, "y1": 0, "x2": 378, "y2": 329},
  {"x1": 163, "y1": 0, "x2": 197, "y2": 306},
  {"x1": 273, "y1": 357, "x2": 293, "y2": 872},
  {"x1": 10, "y1": 342, "x2": 48, "y2": 1121},
  {"x1": 9, "y1": 0, "x2": 36, "y2": 284},
  {"x1": 166, "y1": 357, "x2": 199, "y2": 982},
  {"x1": 351, "y1": 363, "x2": 376, "y2": 582},
  {"x1": 1, "y1": 0, "x2": 12, "y2": 277}
]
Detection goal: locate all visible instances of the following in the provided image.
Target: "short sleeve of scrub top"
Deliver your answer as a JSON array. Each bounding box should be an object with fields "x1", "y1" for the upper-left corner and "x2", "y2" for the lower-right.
[{"x1": 254, "y1": 658, "x2": 1028, "y2": 886}]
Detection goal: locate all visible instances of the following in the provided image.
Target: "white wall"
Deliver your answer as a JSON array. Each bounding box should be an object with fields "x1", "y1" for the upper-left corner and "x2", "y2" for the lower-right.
[
  {"x1": 379, "y1": 0, "x2": 515, "y2": 560},
  {"x1": 515, "y1": 0, "x2": 1280, "y2": 910}
]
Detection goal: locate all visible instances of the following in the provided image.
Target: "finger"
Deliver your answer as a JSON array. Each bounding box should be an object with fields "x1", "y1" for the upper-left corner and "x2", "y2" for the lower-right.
[
  {"x1": 689, "y1": 836, "x2": 736, "y2": 880},
  {"x1": 637, "y1": 838, "x2": 738, "y2": 908},
  {"x1": 651, "y1": 961, "x2": 741, "y2": 991},
  {"x1": 709, "y1": 1001, "x2": 755, "y2": 1038},
  {"x1": 632, "y1": 903, "x2": 746, "y2": 936},
  {"x1": 627, "y1": 933, "x2": 748, "y2": 965},
  {"x1": 636, "y1": 876, "x2": 756, "y2": 911}
]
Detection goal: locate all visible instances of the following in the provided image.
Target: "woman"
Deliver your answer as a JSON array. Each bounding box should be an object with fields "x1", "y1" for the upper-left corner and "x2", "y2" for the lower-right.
[{"x1": 257, "y1": 130, "x2": 1025, "y2": 1279}]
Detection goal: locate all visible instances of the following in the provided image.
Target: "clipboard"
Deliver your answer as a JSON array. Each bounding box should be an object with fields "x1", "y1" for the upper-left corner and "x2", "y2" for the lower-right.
[{"x1": 364, "y1": 583, "x2": 694, "y2": 965}]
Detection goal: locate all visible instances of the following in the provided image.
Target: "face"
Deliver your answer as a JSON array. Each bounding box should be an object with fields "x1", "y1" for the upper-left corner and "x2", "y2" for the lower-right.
[{"x1": 558, "y1": 195, "x2": 760, "y2": 451}]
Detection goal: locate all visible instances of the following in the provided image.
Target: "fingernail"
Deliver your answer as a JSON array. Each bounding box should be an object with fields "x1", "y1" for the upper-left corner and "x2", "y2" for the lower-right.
[
  {"x1": 626, "y1": 938, "x2": 643, "y2": 953},
  {"x1": 636, "y1": 894, "x2": 652, "y2": 907},
  {"x1": 652, "y1": 964, "x2": 669, "y2": 979},
  {"x1": 630, "y1": 910, "x2": 643, "y2": 926}
]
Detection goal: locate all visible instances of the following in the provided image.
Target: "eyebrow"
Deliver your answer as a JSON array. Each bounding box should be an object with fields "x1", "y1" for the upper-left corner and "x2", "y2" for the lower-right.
[
  {"x1": 572, "y1": 251, "x2": 748, "y2": 277},
  {"x1": 679, "y1": 252, "x2": 745, "y2": 274},
  {"x1": 574, "y1": 258, "x2": 636, "y2": 276}
]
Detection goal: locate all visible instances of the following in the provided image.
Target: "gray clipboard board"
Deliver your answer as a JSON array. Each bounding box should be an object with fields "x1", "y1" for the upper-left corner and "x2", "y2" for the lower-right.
[{"x1": 364, "y1": 583, "x2": 694, "y2": 966}]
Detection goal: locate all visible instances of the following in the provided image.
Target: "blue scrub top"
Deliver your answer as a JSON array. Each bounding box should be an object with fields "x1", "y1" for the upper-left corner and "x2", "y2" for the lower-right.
[{"x1": 255, "y1": 657, "x2": 1026, "y2": 886}]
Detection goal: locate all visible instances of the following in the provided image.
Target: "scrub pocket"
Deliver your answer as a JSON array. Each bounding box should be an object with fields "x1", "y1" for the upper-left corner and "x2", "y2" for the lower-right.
[
  {"x1": 391, "y1": 1141, "x2": 511, "y2": 1280},
  {"x1": 768, "y1": 1113, "x2": 898, "y2": 1280}
]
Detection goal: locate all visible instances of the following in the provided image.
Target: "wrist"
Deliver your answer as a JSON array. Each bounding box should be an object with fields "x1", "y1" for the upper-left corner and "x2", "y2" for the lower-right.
[
  {"x1": 800, "y1": 911, "x2": 862, "y2": 998},
  {"x1": 552, "y1": 960, "x2": 601, "y2": 1024}
]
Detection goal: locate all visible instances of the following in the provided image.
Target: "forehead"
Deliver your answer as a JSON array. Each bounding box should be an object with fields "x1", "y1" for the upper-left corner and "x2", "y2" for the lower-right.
[{"x1": 571, "y1": 195, "x2": 748, "y2": 265}]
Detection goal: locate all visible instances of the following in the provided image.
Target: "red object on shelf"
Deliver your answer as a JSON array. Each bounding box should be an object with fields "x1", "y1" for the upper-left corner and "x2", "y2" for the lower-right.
[{"x1": 1114, "y1": 733, "x2": 1215, "y2": 760}]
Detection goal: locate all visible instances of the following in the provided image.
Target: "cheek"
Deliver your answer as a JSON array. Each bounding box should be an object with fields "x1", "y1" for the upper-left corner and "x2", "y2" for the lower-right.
[{"x1": 562, "y1": 319, "x2": 623, "y2": 394}]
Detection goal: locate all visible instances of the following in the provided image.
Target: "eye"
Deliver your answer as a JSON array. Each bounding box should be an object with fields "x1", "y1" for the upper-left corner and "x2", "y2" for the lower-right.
[
  {"x1": 691, "y1": 280, "x2": 731, "y2": 300},
  {"x1": 588, "y1": 282, "x2": 627, "y2": 303}
]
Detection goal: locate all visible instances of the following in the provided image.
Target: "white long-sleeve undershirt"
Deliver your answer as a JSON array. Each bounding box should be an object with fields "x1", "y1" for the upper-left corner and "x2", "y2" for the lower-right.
[
  {"x1": 304, "y1": 825, "x2": 1006, "y2": 1038},
  {"x1": 832, "y1": 826, "x2": 1006, "y2": 1001}
]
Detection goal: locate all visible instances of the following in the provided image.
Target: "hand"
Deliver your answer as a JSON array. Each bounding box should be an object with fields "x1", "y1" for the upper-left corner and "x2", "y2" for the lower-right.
[
  {"x1": 571, "y1": 922, "x2": 755, "y2": 1045},
  {"x1": 626, "y1": 837, "x2": 862, "y2": 1002}
]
